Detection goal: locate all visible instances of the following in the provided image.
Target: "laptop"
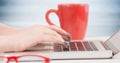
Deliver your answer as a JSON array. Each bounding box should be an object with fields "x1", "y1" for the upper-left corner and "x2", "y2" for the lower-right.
[{"x1": 4, "y1": 30, "x2": 120, "y2": 60}]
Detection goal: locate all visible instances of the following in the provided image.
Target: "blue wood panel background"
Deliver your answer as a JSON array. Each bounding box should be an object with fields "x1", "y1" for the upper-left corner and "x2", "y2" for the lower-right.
[{"x1": 0, "y1": 0, "x2": 120, "y2": 37}]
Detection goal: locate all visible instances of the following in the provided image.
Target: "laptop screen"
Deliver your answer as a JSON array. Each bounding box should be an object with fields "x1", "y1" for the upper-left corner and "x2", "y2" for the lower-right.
[{"x1": 105, "y1": 30, "x2": 120, "y2": 54}]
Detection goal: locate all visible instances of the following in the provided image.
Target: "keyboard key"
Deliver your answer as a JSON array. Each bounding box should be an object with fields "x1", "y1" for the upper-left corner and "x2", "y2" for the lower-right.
[
  {"x1": 64, "y1": 41, "x2": 70, "y2": 49},
  {"x1": 93, "y1": 41, "x2": 106, "y2": 51},
  {"x1": 100, "y1": 42, "x2": 110, "y2": 50},
  {"x1": 76, "y1": 42, "x2": 85, "y2": 51},
  {"x1": 89, "y1": 42, "x2": 98, "y2": 51},
  {"x1": 83, "y1": 41, "x2": 93, "y2": 51},
  {"x1": 54, "y1": 44, "x2": 62, "y2": 52},
  {"x1": 69, "y1": 42, "x2": 77, "y2": 51},
  {"x1": 63, "y1": 47, "x2": 69, "y2": 51},
  {"x1": 63, "y1": 42, "x2": 70, "y2": 51}
]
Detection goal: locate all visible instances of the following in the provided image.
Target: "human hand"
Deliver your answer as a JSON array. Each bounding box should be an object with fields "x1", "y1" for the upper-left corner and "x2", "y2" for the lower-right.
[{"x1": 0, "y1": 24, "x2": 71, "y2": 52}]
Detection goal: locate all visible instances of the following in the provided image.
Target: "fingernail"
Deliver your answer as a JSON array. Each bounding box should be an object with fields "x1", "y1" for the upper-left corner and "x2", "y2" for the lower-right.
[{"x1": 63, "y1": 41, "x2": 70, "y2": 48}]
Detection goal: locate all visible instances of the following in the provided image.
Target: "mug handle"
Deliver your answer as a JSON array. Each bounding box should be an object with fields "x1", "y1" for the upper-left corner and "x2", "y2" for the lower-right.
[{"x1": 45, "y1": 9, "x2": 59, "y2": 25}]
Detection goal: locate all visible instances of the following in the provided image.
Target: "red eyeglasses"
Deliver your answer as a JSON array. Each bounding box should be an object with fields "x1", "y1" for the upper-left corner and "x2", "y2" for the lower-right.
[{"x1": 0, "y1": 55, "x2": 50, "y2": 63}]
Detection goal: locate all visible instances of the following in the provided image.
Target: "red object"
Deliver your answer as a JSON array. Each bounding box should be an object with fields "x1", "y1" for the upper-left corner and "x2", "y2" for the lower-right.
[
  {"x1": 0, "y1": 55, "x2": 50, "y2": 63},
  {"x1": 46, "y1": 4, "x2": 89, "y2": 40}
]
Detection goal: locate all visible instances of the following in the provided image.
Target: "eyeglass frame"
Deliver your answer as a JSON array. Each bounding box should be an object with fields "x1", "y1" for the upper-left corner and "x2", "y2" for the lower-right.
[{"x1": 0, "y1": 54, "x2": 50, "y2": 63}]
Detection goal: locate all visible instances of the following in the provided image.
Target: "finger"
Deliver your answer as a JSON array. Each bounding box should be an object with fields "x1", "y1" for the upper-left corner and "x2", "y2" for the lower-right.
[
  {"x1": 61, "y1": 35, "x2": 71, "y2": 41},
  {"x1": 47, "y1": 25, "x2": 71, "y2": 40},
  {"x1": 32, "y1": 24, "x2": 71, "y2": 39},
  {"x1": 26, "y1": 25, "x2": 65, "y2": 43},
  {"x1": 40, "y1": 28, "x2": 65, "y2": 44},
  {"x1": 49, "y1": 25, "x2": 69, "y2": 35},
  {"x1": 41, "y1": 34, "x2": 64, "y2": 44}
]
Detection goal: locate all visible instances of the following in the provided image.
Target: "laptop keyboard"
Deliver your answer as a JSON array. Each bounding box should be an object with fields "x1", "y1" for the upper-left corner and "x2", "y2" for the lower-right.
[{"x1": 54, "y1": 41, "x2": 99, "y2": 52}]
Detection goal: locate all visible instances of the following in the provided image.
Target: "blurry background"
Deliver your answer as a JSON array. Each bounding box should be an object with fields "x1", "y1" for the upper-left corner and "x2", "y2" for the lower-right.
[{"x1": 0, "y1": 0, "x2": 120, "y2": 37}]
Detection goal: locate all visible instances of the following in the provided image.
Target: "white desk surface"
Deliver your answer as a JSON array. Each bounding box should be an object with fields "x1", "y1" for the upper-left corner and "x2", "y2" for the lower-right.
[
  {"x1": 51, "y1": 59, "x2": 119, "y2": 63},
  {"x1": 15, "y1": 59, "x2": 119, "y2": 63}
]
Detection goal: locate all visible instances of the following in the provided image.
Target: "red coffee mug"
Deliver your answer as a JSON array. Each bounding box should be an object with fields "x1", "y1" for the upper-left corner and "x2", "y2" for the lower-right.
[{"x1": 46, "y1": 4, "x2": 89, "y2": 40}]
